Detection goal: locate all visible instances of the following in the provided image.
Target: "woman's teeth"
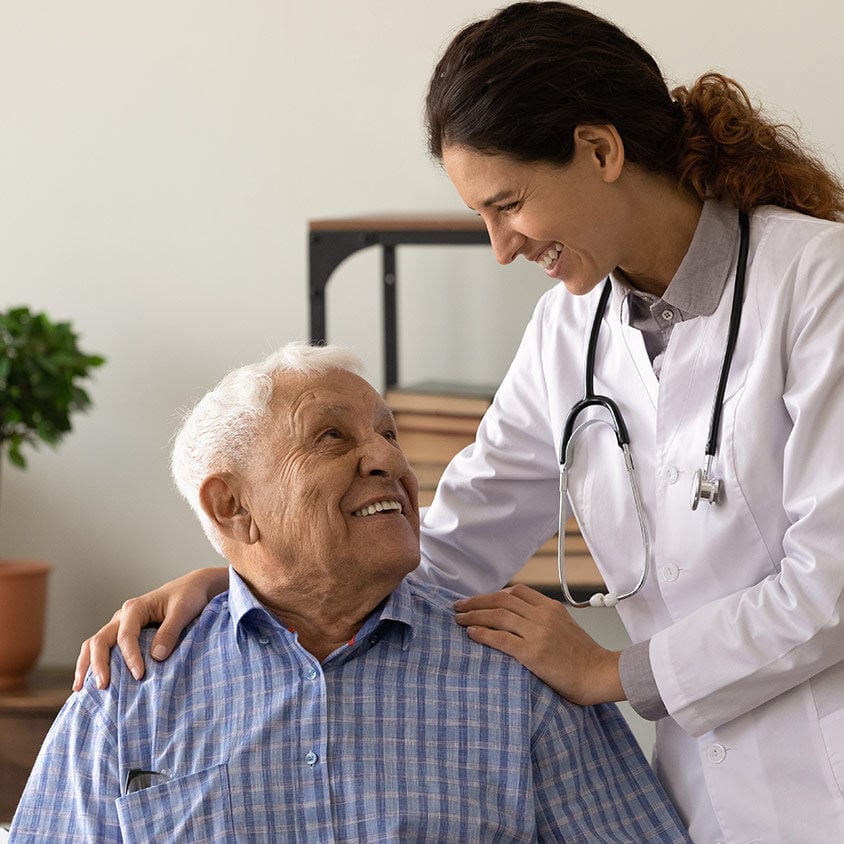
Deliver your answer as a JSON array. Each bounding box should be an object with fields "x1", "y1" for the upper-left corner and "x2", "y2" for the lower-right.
[
  {"x1": 353, "y1": 500, "x2": 402, "y2": 517},
  {"x1": 539, "y1": 243, "x2": 563, "y2": 269}
]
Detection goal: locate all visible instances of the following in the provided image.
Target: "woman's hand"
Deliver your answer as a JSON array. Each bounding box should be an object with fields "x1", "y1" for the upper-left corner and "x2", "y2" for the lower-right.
[
  {"x1": 73, "y1": 566, "x2": 229, "y2": 691},
  {"x1": 454, "y1": 583, "x2": 624, "y2": 706}
]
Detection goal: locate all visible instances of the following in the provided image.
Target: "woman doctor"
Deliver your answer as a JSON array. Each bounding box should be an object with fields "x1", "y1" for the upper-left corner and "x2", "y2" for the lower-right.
[{"x1": 77, "y1": 3, "x2": 844, "y2": 840}]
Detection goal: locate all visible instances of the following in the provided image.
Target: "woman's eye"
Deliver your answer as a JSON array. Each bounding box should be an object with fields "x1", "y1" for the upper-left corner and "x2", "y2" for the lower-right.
[{"x1": 498, "y1": 201, "x2": 519, "y2": 213}]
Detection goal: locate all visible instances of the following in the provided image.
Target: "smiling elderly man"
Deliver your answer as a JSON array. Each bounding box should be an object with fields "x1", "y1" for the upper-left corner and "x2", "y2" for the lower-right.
[{"x1": 10, "y1": 343, "x2": 688, "y2": 842}]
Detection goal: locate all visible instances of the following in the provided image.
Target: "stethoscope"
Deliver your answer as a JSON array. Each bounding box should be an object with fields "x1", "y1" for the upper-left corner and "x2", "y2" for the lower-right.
[{"x1": 557, "y1": 211, "x2": 750, "y2": 608}]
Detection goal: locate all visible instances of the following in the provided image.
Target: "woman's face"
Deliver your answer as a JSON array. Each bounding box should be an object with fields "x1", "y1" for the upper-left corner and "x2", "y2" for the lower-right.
[{"x1": 442, "y1": 128, "x2": 629, "y2": 296}]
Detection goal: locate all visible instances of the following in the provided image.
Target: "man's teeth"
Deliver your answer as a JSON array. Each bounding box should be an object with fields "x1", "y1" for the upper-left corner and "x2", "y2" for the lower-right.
[
  {"x1": 539, "y1": 243, "x2": 563, "y2": 269},
  {"x1": 353, "y1": 500, "x2": 403, "y2": 517}
]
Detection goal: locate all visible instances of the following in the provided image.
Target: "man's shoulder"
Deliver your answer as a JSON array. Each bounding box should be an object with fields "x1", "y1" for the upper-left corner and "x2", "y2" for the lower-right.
[
  {"x1": 136, "y1": 591, "x2": 230, "y2": 645},
  {"x1": 401, "y1": 576, "x2": 528, "y2": 668},
  {"x1": 401, "y1": 575, "x2": 465, "y2": 619},
  {"x1": 116, "y1": 592, "x2": 232, "y2": 685}
]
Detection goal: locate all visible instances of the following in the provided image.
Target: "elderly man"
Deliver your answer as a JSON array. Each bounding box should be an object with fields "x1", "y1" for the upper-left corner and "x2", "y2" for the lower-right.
[{"x1": 11, "y1": 343, "x2": 688, "y2": 842}]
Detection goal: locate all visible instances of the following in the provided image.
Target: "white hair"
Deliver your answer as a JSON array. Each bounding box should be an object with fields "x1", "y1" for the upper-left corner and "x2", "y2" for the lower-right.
[{"x1": 171, "y1": 342, "x2": 366, "y2": 555}]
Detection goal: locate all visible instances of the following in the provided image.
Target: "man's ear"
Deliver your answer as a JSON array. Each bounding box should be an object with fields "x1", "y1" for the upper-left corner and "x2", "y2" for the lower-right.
[
  {"x1": 199, "y1": 473, "x2": 260, "y2": 546},
  {"x1": 573, "y1": 124, "x2": 625, "y2": 183}
]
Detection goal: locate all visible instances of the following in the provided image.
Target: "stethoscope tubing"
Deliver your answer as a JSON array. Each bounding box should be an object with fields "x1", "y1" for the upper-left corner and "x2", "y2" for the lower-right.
[
  {"x1": 705, "y1": 211, "x2": 750, "y2": 458},
  {"x1": 557, "y1": 211, "x2": 750, "y2": 607}
]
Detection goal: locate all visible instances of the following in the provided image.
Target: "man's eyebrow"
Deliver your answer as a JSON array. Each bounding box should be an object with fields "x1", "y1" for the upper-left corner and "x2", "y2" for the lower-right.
[
  {"x1": 376, "y1": 405, "x2": 397, "y2": 427},
  {"x1": 305, "y1": 404, "x2": 347, "y2": 426}
]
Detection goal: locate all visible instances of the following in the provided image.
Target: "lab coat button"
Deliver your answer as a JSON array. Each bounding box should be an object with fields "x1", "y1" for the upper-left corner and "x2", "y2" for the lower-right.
[
  {"x1": 663, "y1": 465, "x2": 679, "y2": 484},
  {"x1": 661, "y1": 563, "x2": 679, "y2": 582},
  {"x1": 706, "y1": 743, "x2": 727, "y2": 764}
]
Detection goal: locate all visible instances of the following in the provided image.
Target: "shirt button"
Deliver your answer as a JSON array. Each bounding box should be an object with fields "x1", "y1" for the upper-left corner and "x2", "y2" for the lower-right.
[
  {"x1": 661, "y1": 563, "x2": 680, "y2": 582},
  {"x1": 661, "y1": 308, "x2": 675, "y2": 321},
  {"x1": 305, "y1": 751, "x2": 319, "y2": 766},
  {"x1": 257, "y1": 635, "x2": 270, "y2": 645},
  {"x1": 368, "y1": 634, "x2": 380, "y2": 646},
  {"x1": 706, "y1": 743, "x2": 727, "y2": 764},
  {"x1": 663, "y1": 465, "x2": 679, "y2": 485},
  {"x1": 305, "y1": 667, "x2": 318, "y2": 681}
]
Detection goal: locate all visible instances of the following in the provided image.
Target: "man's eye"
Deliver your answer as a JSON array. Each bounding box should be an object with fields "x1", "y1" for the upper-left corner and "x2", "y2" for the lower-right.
[
  {"x1": 382, "y1": 429, "x2": 398, "y2": 441},
  {"x1": 319, "y1": 428, "x2": 343, "y2": 440}
]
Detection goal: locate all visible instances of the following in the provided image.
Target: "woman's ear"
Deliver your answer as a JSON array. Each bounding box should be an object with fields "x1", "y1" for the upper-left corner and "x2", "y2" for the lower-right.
[
  {"x1": 573, "y1": 124, "x2": 625, "y2": 183},
  {"x1": 199, "y1": 473, "x2": 260, "y2": 546}
]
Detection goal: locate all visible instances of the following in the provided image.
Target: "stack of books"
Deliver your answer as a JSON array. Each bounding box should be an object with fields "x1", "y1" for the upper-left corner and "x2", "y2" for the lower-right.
[
  {"x1": 386, "y1": 382, "x2": 604, "y2": 597},
  {"x1": 386, "y1": 381, "x2": 493, "y2": 507}
]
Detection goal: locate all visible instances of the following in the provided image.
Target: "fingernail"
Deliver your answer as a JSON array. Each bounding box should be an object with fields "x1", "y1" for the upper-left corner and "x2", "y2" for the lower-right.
[
  {"x1": 152, "y1": 645, "x2": 168, "y2": 661},
  {"x1": 130, "y1": 663, "x2": 142, "y2": 681},
  {"x1": 94, "y1": 673, "x2": 103, "y2": 689}
]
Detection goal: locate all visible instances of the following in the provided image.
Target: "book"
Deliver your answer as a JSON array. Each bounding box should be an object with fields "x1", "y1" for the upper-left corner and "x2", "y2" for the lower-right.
[
  {"x1": 411, "y1": 462, "x2": 450, "y2": 491},
  {"x1": 397, "y1": 429, "x2": 477, "y2": 465},
  {"x1": 385, "y1": 380, "x2": 495, "y2": 416},
  {"x1": 394, "y1": 411, "x2": 481, "y2": 436}
]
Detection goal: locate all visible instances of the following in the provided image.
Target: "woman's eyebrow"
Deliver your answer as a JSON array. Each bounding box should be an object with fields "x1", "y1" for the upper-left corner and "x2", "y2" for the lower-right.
[{"x1": 481, "y1": 189, "x2": 515, "y2": 208}]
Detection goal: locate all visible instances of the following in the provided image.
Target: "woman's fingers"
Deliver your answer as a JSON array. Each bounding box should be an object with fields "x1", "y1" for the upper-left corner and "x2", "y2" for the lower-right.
[
  {"x1": 455, "y1": 582, "x2": 544, "y2": 612},
  {"x1": 73, "y1": 612, "x2": 124, "y2": 690},
  {"x1": 454, "y1": 585, "x2": 623, "y2": 705},
  {"x1": 72, "y1": 568, "x2": 228, "y2": 692},
  {"x1": 73, "y1": 638, "x2": 93, "y2": 692}
]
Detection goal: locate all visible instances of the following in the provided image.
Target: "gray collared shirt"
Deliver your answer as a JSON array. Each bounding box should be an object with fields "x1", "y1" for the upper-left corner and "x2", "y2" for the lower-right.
[
  {"x1": 620, "y1": 199, "x2": 739, "y2": 376},
  {"x1": 618, "y1": 199, "x2": 740, "y2": 720}
]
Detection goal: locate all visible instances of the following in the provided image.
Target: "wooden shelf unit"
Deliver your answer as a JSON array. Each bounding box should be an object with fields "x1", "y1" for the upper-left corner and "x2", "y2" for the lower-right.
[{"x1": 0, "y1": 666, "x2": 73, "y2": 823}]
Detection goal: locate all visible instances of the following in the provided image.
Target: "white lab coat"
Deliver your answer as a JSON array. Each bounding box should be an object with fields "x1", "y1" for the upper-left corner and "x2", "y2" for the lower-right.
[{"x1": 418, "y1": 205, "x2": 844, "y2": 843}]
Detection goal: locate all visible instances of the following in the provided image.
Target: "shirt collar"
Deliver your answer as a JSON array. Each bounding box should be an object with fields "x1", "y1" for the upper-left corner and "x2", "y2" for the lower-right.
[
  {"x1": 372, "y1": 576, "x2": 417, "y2": 650},
  {"x1": 226, "y1": 565, "x2": 416, "y2": 651},
  {"x1": 227, "y1": 566, "x2": 275, "y2": 629},
  {"x1": 663, "y1": 198, "x2": 739, "y2": 316},
  {"x1": 611, "y1": 198, "x2": 739, "y2": 318}
]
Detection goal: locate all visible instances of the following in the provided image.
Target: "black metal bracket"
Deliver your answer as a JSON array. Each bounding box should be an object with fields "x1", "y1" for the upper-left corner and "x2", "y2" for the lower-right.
[{"x1": 308, "y1": 218, "x2": 490, "y2": 389}]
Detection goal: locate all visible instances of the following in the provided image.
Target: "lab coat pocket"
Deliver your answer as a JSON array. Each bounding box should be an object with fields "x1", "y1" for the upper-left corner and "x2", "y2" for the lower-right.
[{"x1": 115, "y1": 762, "x2": 236, "y2": 843}]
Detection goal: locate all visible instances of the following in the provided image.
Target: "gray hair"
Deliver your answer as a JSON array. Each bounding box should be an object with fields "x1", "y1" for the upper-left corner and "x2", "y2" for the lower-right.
[{"x1": 171, "y1": 342, "x2": 366, "y2": 555}]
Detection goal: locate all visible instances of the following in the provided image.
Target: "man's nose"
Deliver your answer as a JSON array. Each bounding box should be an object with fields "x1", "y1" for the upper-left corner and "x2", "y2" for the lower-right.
[{"x1": 358, "y1": 434, "x2": 409, "y2": 478}]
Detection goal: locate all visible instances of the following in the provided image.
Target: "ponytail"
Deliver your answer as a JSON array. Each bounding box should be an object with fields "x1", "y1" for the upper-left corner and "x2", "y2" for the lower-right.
[{"x1": 673, "y1": 74, "x2": 844, "y2": 221}]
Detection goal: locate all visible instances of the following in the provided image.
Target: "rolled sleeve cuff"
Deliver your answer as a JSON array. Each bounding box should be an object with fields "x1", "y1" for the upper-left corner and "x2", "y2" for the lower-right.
[{"x1": 619, "y1": 640, "x2": 669, "y2": 721}]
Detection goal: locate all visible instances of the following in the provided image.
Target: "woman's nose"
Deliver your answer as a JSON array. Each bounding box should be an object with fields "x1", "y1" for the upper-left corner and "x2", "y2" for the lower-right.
[{"x1": 487, "y1": 220, "x2": 522, "y2": 265}]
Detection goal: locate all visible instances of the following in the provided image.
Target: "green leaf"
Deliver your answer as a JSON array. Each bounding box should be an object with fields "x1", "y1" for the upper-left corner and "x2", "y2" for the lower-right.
[{"x1": 0, "y1": 305, "x2": 106, "y2": 468}]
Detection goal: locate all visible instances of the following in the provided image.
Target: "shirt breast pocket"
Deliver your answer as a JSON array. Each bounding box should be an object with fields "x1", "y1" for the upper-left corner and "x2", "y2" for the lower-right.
[{"x1": 115, "y1": 762, "x2": 236, "y2": 843}]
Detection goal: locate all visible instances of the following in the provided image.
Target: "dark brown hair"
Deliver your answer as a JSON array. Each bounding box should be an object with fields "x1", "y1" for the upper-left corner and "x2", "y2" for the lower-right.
[{"x1": 426, "y1": 1, "x2": 844, "y2": 220}]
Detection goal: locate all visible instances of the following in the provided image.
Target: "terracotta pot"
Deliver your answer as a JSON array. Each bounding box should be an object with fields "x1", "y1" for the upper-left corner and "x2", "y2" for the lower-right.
[{"x1": 0, "y1": 560, "x2": 51, "y2": 690}]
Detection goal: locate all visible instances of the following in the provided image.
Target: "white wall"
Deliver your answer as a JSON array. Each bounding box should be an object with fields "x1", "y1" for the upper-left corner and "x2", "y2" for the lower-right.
[{"x1": 1, "y1": 0, "x2": 841, "y2": 739}]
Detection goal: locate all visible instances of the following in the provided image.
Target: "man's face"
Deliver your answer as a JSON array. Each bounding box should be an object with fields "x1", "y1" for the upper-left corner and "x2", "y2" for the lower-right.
[{"x1": 242, "y1": 369, "x2": 420, "y2": 595}]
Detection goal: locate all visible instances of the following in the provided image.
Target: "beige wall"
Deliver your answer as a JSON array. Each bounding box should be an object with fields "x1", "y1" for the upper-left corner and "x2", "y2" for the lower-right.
[{"x1": 1, "y1": 0, "x2": 841, "y2": 750}]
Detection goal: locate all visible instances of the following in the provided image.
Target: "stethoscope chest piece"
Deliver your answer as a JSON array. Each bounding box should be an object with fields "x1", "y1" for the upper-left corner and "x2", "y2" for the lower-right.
[{"x1": 691, "y1": 460, "x2": 720, "y2": 510}]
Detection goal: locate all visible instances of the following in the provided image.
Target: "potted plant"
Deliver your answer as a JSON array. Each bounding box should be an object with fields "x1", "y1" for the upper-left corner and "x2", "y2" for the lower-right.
[{"x1": 0, "y1": 306, "x2": 105, "y2": 689}]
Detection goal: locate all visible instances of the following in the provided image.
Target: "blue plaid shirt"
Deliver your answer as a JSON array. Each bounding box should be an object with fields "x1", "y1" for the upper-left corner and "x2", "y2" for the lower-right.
[{"x1": 11, "y1": 569, "x2": 688, "y2": 842}]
